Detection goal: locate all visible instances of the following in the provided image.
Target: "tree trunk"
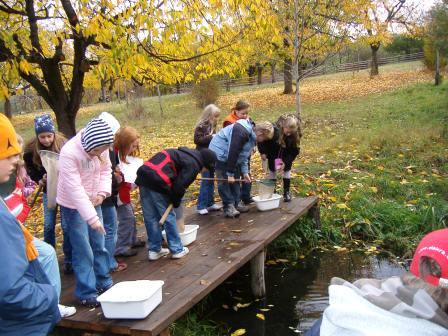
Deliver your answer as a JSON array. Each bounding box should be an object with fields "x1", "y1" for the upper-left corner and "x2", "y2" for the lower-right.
[
  {"x1": 248, "y1": 65, "x2": 256, "y2": 85},
  {"x1": 435, "y1": 48, "x2": 441, "y2": 86},
  {"x1": 283, "y1": 57, "x2": 293, "y2": 94},
  {"x1": 157, "y1": 84, "x2": 164, "y2": 118},
  {"x1": 55, "y1": 106, "x2": 77, "y2": 138},
  {"x1": 370, "y1": 44, "x2": 380, "y2": 77},
  {"x1": 293, "y1": 0, "x2": 301, "y2": 118},
  {"x1": 100, "y1": 78, "x2": 107, "y2": 102},
  {"x1": 256, "y1": 62, "x2": 263, "y2": 85},
  {"x1": 176, "y1": 81, "x2": 181, "y2": 94},
  {"x1": 295, "y1": 76, "x2": 302, "y2": 119},
  {"x1": 108, "y1": 78, "x2": 114, "y2": 102},
  {"x1": 4, "y1": 97, "x2": 12, "y2": 119},
  {"x1": 270, "y1": 62, "x2": 276, "y2": 83}
]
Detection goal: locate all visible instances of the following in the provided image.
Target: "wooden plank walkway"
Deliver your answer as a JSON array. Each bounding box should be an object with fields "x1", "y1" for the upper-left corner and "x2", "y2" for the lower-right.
[{"x1": 58, "y1": 196, "x2": 319, "y2": 335}]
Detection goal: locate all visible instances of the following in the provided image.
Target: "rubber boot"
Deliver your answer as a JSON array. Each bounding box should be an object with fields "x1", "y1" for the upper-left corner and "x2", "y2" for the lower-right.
[{"x1": 283, "y1": 178, "x2": 292, "y2": 202}]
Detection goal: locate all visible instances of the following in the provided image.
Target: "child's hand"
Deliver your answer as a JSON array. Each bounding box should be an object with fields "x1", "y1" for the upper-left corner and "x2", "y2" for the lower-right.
[
  {"x1": 243, "y1": 174, "x2": 251, "y2": 183},
  {"x1": 261, "y1": 154, "x2": 267, "y2": 161},
  {"x1": 91, "y1": 220, "x2": 106, "y2": 235},
  {"x1": 39, "y1": 174, "x2": 47, "y2": 187},
  {"x1": 114, "y1": 171, "x2": 123, "y2": 184},
  {"x1": 228, "y1": 176, "x2": 235, "y2": 184},
  {"x1": 93, "y1": 194, "x2": 105, "y2": 206}
]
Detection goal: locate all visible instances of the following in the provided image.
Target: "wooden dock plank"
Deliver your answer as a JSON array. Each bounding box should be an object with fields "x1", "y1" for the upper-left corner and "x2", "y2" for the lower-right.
[{"x1": 58, "y1": 196, "x2": 318, "y2": 335}]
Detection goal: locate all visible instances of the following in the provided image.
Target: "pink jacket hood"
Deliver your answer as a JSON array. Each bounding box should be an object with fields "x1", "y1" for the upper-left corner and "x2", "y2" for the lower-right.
[{"x1": 57, "y1": 131, "x2": 112, "y2": 225}]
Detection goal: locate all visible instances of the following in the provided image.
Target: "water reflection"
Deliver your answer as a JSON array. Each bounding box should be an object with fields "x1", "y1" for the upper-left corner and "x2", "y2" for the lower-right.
[{"x1": 209, "y1": 251, "x2": 404, "y2": 335}]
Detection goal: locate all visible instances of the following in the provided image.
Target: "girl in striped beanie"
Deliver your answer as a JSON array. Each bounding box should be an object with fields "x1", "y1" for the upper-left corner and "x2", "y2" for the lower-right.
[{"x1": 57, "y1": 114, "x2": 119, "y2": 308}]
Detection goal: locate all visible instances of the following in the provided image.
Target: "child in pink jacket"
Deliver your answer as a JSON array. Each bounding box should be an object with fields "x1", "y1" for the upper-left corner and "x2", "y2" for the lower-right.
[{"x1": 57, "y1": 116, "x2": 118, "y2": 308}]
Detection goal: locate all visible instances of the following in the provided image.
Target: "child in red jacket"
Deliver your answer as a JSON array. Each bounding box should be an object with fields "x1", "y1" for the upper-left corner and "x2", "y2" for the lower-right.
[{"x1": 113, "y1": 126, "x2": 146, "y2": 257}]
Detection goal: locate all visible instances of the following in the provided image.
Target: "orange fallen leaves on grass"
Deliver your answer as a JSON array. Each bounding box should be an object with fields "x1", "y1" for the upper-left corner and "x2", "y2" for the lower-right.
[{"x1": 217, "y1": 70, "x2": 431, "y2": 111}]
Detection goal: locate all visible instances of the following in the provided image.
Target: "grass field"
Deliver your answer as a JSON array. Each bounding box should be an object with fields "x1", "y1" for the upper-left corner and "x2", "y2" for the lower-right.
[
  {"x1": 14, "y1": 60, "x2": 448, "y2": 335},
  {"x1": 16, "y1": 60, "x2": 447, "y2": 258}
]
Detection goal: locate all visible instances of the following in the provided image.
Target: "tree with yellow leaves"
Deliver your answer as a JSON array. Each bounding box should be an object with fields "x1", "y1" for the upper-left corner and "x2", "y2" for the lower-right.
[
  {"x1": 357, "y1": 0, "x2": 422, "y2": 76},
  {"x1": 0, "y1": 0, "x2": 264, "y2": 137},
  {"x1": 259, "y1": 0, "x2": 365, "y2": 117}
]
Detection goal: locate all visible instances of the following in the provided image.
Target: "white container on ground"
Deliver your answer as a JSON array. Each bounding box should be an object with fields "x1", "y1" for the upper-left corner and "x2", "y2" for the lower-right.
[
  {"x1": 162, "y1": 224, "x2": 199, "y2": 246},
  {"x1": 97, "y1": 280, "x2": 164, "y2": 319},
  {"x1": 253, "y1": 194, "x2": 282, "y2": 211}
]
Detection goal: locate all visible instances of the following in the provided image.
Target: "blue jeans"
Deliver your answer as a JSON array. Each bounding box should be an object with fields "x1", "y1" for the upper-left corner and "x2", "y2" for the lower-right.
[
  {"x1": 101, "y1": 204, "x2": 118, "y2": 270},
  {"x1": 43, "y1": 193, "x2": 72, "y2": 266},
  {"x1": 60, "y1": 205, "x2": 112, "y2": 300},
  {"x1": 197, "y1": 170, "x2": 215, "y2": 210},
  {"x1": 139, "y1": 186, "x2": 183, "y2": 255},
  {"x1": 216, "y1": 161, "x2": 240, "y2": 207},
  {"x1": 305, "y1": 318, "x2": 322, "y2": 336},
  {"x1": 34, "y1": 238, "x2": 61, "y2": 300}
]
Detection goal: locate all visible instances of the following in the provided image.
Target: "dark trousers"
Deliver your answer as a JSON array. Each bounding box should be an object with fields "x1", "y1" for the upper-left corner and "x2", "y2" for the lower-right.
[{"x1": 216, "y1": 161, "x2": 240, "y2": 207}]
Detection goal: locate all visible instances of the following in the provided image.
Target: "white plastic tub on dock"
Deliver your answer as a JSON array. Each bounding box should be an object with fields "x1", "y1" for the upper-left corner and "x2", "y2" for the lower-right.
[
  {"x1": 97, "y1": 280, "x2": 164, "y2": 319},
  {"x1": 253, "y1": 194, "x2": 282, "y2": 211}
]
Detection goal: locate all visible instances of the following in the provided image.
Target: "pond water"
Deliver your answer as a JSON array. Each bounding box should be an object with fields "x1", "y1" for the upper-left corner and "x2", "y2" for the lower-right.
[{"x1": 208, "y1": 251, "x2": 405, "y2": 335}]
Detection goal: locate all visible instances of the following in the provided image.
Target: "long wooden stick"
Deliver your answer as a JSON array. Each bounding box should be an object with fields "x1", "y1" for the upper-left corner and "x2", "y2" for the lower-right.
[
  {"x1": 197, "y1": 177, "x2": 264, "y2": 183},
  {"x1": 29, "y1": 185, "x2": 43, "y2": 209},
  {"x1": 159, "y1": 204, "x2": 173, "y2": 225},
  {"x1": 197, "y1": 177, "x2": 245, "y2": 182}
]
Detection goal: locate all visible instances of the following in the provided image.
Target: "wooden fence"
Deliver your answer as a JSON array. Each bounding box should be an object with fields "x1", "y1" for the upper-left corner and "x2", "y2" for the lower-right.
[{"x1": 173, "y1": 52, "x2": 424, "y2": 94}]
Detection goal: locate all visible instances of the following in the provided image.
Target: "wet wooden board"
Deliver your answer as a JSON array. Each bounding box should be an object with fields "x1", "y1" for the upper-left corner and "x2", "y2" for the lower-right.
[{"x1": 58, "y1": 196, "x2": 318, "y2": 335}]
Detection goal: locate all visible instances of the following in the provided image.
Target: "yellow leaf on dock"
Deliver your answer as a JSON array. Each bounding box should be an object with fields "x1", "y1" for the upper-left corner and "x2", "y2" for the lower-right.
[{"x1": 231, "y1": 329, "x2": 246, "y2": 336}]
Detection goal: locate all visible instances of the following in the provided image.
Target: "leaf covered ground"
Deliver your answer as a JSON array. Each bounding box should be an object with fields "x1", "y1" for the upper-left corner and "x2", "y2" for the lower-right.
[
  {"x1": 16, "y1": 62, "x2": 447, "y2": 260},
  {"x1": 15, "y1": 62, "x2": 448, "y2": 336}
]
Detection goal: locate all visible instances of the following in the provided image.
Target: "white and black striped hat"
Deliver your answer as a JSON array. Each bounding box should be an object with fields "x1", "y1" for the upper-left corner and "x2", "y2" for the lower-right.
[{"x1": 81, "y1": 118, "x2": 114, "y2": 152}]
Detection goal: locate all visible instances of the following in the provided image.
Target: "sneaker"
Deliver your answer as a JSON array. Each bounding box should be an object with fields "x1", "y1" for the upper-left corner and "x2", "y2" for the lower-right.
[
  {"x1": 171, "y1": 247, "x2": 189, "y2": 259},
  {"x1": 79, "y1": 297, "x2": 100, "y2": 308},
  {"x1": 58, "y1": 304, "x2": 76, "y2": 318},
  {"x1": 97, "y1": 283, "x2": 113, "y2": 295},
  {"x1": 207, "y1": 203, "x2": 223, "y2": 211},
  {"x1": 284, "y1": 192, "x2": 292, "y2": 202},
  {"x1": 197, "y1": 208, "x2": 209, "y2": 215},
  {"x1": 224, "y1": 204, "x2": 240, "y2": 218},
  {"x1": 236, "y1": 202, "x2": 250, "y2": 213},
  {"x1": 148, "y1": 248, "x2": 170, "y2": 261}
]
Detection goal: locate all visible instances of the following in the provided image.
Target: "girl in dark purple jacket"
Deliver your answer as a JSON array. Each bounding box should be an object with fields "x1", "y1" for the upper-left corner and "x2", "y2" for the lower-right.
[
  {"x1": 194, "y1": 104, "x2": 221, "y2": 215},
  {"x1": 257, "y1": 114, "x2": 302, "y2": 202}
]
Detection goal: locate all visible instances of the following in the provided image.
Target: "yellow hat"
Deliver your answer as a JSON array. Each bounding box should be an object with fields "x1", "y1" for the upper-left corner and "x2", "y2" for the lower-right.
[{"x1": 0, "y1": 114, "x2": 21, "y2": 160}]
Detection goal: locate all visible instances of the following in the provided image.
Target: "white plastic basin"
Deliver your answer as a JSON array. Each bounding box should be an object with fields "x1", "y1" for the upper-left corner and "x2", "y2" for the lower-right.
[
  {"x1": 162, "y1": 224, "x2": 199, "y2": 246},
  {"x1": 253, "y1": 194, "x2": 282, "y2": 211},
  {"x1": 97, "y1": 280, "x2": 164, "y2": 319}
]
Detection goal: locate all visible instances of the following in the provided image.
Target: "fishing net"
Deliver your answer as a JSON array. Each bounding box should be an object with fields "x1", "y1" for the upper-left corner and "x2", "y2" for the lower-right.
[
  {"x1": 257, "y1": 179, "x2": 276, "y2": 200},
  {"x1": 39, "y1": 150, "x2": 60, "y2": 209}
]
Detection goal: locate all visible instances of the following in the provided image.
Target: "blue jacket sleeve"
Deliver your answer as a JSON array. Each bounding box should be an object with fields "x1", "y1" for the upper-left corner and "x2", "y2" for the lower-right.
[
  {"x1": 226, "y1": 124, "x2": 249, "y2": 176},
  {"x1": 0, "y1": 207, "x2": 59, "y2": 321}
]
